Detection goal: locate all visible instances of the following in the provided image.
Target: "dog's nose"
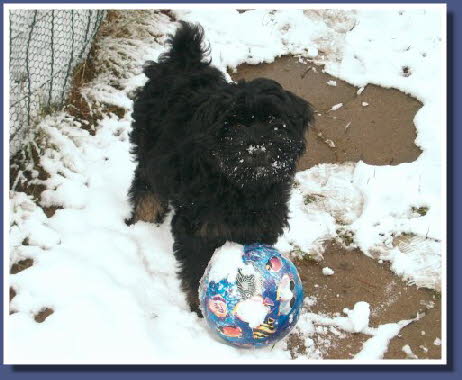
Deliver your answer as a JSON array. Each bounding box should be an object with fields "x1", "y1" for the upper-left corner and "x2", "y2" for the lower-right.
[{"x1": 255, "y1": 151, "x2": 271, "y2": 165}]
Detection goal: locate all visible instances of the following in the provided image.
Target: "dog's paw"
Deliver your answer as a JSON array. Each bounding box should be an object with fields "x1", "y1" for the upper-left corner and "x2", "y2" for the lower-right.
[
  {"x1": 191, "y1": 304, "x2": 203, "y2": 318},
  {"x1": 186, "y1": 291, "x2": 203, "y2": 318}
]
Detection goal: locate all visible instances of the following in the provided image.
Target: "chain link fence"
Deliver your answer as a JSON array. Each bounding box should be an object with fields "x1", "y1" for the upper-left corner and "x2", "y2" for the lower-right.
[{"x1": 9, "y1": 9, "x2": 107, "y2": 157}]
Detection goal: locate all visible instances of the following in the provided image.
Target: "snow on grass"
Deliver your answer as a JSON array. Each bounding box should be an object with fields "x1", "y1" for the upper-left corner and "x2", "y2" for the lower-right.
[{"x1": 8, "y1": 8, "x2": 443, "y2": 362}]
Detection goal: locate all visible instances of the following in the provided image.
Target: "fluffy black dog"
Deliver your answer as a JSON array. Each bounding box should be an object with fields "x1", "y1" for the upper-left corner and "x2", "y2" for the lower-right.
[{"x1": 127, "y1": 22, "x2": 313, "y2": 314}]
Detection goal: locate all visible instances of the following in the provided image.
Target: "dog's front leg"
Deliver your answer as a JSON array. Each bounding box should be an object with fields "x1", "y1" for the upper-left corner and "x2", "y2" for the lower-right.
[
  {"x1": 126, "y1": 168, "x2": 169, "y2": 225},
  {"x1": 171, "y1": 213, "x2": 225, "y2": 315},
  {"x1": 173, "y1": 234, "x2": 225, "y2": 316}
]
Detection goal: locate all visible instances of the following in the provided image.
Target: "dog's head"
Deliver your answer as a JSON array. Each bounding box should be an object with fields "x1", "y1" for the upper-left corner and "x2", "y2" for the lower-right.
[{"x1": 193, "y1": 78, "x2": 313, "y2": 188}]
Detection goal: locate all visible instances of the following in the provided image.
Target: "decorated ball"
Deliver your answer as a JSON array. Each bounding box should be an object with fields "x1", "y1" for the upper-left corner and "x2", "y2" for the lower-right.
[{"x1": 199, "y1": 243, "x2": 303, "y2": 348}]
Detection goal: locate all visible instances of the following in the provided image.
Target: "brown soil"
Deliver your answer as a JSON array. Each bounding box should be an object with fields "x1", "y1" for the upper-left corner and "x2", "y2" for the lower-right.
[
  {"x1": 293, "y1": 241, "x2": 441, "y2": 359},
  {"x1": 9, "y1": 288, "x2": 17, "y2": 315},
  {"x1": 231, "y1": 55, "x2": 422, "y2": 170},
  {"x1": 10, "y1": 258, "x2": 34, "y2": 274},
  {"x1": 231, "y1": 56, "x2": 440, "y2": 360},
  {"x1": 34, "y1": 308, "x2": 54, "y2": 323},
  {"x1": 65, "y1": 10, "x2": 123, "y2": 135},
  {"x1": 9, "y1": 142, "x2": 49, "y2": 201}
]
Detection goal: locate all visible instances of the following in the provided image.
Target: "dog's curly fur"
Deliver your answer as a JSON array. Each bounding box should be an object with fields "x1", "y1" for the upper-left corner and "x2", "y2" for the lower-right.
[{"x1": 127, "y1": 22, "x2": 313, "y2": 314}]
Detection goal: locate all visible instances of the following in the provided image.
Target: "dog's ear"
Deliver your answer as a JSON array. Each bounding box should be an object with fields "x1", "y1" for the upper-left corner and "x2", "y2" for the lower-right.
[{"x1": 285, "y1": 91, "x2": 314, "y2": 132}]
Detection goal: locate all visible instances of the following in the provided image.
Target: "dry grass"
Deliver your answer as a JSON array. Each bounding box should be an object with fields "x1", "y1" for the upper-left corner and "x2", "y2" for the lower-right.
[
  {"x1": 65, "y1": 10, "x2": 124, "y2": 135},
  {"x1": 10, "y1": 258, "x2": 34, "y2": 274},
  {"x1": 10, "y1": 10, "x2": 125, "y2": 198},
  {"x1": 10, "y1": 135, "x2": 50, "y2": 201},
  {"x1": 34, "y1": 308, "x2": 54, "y2": 323}
]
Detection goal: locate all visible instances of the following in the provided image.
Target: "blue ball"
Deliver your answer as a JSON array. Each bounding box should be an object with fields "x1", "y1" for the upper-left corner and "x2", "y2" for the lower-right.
[{"x1": 199, "y1": 243, "x2": 304, "y2": 348}]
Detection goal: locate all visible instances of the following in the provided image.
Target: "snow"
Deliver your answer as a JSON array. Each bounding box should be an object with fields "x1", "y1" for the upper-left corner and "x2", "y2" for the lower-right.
[
  {"x1": 402, "y1": 344, "x2": 418, "y2": 359},
  {"x1": 306, "y1": 46, "x2": 318, "y2": 58},
  {"x1": 304, "y1": 302, "x2": 371, "y2": 334},
  {"x1": 206, "y1": 242, "x2": 252, "y2": 283},
  {"x1": 247, "y1": 145, "x2": 267, "y2": 154},
  {"x1": 233, "y1": 296, "x2": 269, "y2": 328},
  {"x1": 303, "y1": 296, "x2": 317, "y2": 308},
  {"x1": 7, "y1": 6, "x2": 444, "y2": 363},
  {"x1": 346, "y1": 302, "x2": 371, "y2": 333},
  {"x1": 330, "y1": 102, "x2": 343, "y2": 111},
  {"x1": 354, "y1": 319, "x2": 413, "y2": 360}
]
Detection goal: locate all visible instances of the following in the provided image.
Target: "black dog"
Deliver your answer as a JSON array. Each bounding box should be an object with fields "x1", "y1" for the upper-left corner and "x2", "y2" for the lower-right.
[{"x1": 127, "y1": 22, "x2": 313, "y2": 314}]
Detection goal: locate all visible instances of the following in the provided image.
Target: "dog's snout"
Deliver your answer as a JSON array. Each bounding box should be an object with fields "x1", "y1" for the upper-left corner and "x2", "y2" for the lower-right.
[{"x1": 245, "y1": 144, "x2": 271, "y2": 165}]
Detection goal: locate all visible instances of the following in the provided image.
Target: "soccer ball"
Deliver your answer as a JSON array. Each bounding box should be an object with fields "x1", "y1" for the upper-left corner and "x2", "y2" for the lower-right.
[{"x1": 199, "y1": 243, "x2": 303, "y2": 347}]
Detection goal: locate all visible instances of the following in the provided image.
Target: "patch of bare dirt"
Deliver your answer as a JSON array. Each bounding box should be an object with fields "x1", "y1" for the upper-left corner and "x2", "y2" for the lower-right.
[
  {"x1": 9, "y1": 288, "x2": 17, "y2": 315},
  {"x1": 292, "y1": 241, "x2": 441, "y2": 359},
  {"x1": 34, "y1": 308, "x2": 54, "y2": 323},
  {"x1": 10, "y1": 287, "x2": 16, "y2": 301},
  {"x1": 10, "y1": 141, "x2": 49, "y2": 201},
  {"x1": 10, "y1": 258, "x2": 34, "y2": 274},
  {"x1": 285, "y1": 246, "x2": 442, "y2": 359},
  {"x1": 230, "y1": 55, "x2": 422, "y2": 169}
]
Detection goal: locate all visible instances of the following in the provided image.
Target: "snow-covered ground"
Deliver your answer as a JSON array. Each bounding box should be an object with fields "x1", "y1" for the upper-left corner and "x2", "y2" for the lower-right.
[{"x1": 6, "y1": 6, "x2": 445, "y2": 363}]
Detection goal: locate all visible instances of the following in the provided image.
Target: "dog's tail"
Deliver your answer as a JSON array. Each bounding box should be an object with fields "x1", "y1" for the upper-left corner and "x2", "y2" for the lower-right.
[{"x1": 148, "y1": 21, "x2": 209, "y2": 75}]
